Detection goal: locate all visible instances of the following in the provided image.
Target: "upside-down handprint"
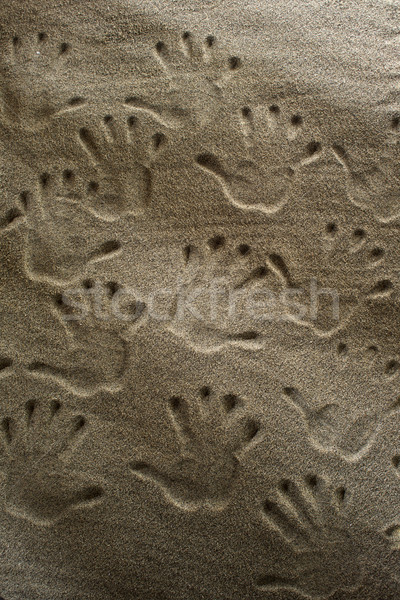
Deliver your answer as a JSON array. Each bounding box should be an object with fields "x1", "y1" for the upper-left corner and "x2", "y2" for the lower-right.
[{"x1": 130, "y1": 387, "x2": 260, "y2": 510}]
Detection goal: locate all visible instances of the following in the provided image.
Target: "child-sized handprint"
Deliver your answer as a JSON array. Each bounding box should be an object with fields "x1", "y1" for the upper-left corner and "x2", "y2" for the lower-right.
[
  {"x1": 0, "y1": 32, "x2": 85, "y2": 131},
  {"x1": 155, "y1": 31, "x2": 240, "y2": 91},
  {"x1": 130, "y1": 387, "x2": 260, "y2": 510},
  {"x1": 167, "y1": 233, "x2": 289, "y2": 351},
  {"x1": 283, "y1": 382, "x2": 399, "y2": 461},
  {"x1": 331, "y1": 114, "x2": 400, "y2": 223},
  {"x1": 196, "y1": 103, "x2": 322, "y2": 214},
  {"x1": 258, "y1": 475, "x2": 360, "y2": 597},
  {"x1": 78, "y1": 113, "x2": 167, "y2": 220},
  {"x1": 19, "y1": 172, "x2": 123, "y2": 285},
  {"x1": 125, "y1": 31, "x2": 241, "y2": 128},
  {"x1": 25, "y1": 280, "x2": 134, "y2": 395},
  {"x1": 0, "y1": 399, "x2": 104, "y2": 526},
  {"x1": 302, "y1": 221, "x2": 392, "y2": 336}
]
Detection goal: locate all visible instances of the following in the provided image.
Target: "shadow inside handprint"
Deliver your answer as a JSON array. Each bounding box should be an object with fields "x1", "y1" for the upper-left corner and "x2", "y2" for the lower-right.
[
  {"x1": 130, "y1": 387, "x2": 260, "y2": 510},
  {"x1": 196, "y1": 103, "x2": 322, "y2": 214},
  {"x1": 0, "y1": 399, "x2": 103, "y2": 526},
  {"x1": 258, "y1": 475, "x2": 360, "y2": 598},
  {"x1": 20, "y1": 173, "x2": 123, "y2": 285},
  {"x1": 78, "y1": 114, "x2": 167, "y2": 220},
  {"x1": 283, "y1": 386, "x2": 399, "y2": 460},
  {"x1": 0, "y1": 32, "x2": 85, "y2": 131}
]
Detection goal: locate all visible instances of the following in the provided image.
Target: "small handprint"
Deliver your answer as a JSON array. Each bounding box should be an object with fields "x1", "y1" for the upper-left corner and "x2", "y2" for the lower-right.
[
  {"x1": 130, "y1": 387, "x2": 260, "y2": 510},
  {"x1": 196, "y1": 103, "x2": 322, "y2": 214},
  {"x1": 331, "y1": 115, "x2": 400, "y2": 222},
  {"x1": 19, "y1": 172, "x2": 123, "y2": 285},
  {"x1": 25, "y1": 280, "x2": 133, "y2": 395},
  {"x1": 0, "y1": 232, "x2": 130, "y2": 396},
  {"x1": 284, "y1": 216, "x2": 393, "y2": 336},
  {"x1": 0, "y1": 32, "x2": 85, "y2": 131},
  {"x1": 78, "y1": 114, "x2": 167, "y2": 220},
  {"x1": 258, "y1": 475, "x2": 360, "y2": 597},
  {"x1": 136, "y1": 31, "x2": 242, "y2": 128},
  {"x1": 155, "y1": 31, "x2": 240, "y2": 90},
  {"x1": 283, "y1": 378, "x2": 399, "y2": 461},
  {"x1": 0, "y1": 399, "x2": 104, "y2": 526},
  {"x1": 55, "y1": 278, "x2": 147, "y2": 326},
  {"x1": 167, "y1": 234, "x2": 289, "y2": 350}
]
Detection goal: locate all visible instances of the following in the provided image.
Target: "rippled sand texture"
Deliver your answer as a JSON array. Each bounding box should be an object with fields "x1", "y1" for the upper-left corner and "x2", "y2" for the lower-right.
[{"x1": 1, "y1": 1, "x2": 400, "y2": 599}]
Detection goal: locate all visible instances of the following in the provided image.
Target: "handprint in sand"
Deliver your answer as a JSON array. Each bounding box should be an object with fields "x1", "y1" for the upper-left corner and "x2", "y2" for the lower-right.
[
  {"x1": 125, "y1": 31, "x2": 242, "y2": 128},
  {"x1": 196, "y1": 103, "x2": 322, "y2": 214},
  {"x1": 258, "y1": 475, "x2": 360, "y2": 597},
  {"x1": 331, "y1": 114, "x2": 400, "y2": 222},
  {"x1": 0, "y1": 399, "x2": 104, "y2": 526},
  {"x1": 19, "y1": 172, "x2": 123, "y2": 285},
  {"x1": 0, "y1": 32, "x2": 85, "y2": 131},
  {"x1": 130, "y1": 387, "x2": 260, "y2": 510},
  {"x1": 78, "y1": 113, "x2": 167, "y2": 220}
]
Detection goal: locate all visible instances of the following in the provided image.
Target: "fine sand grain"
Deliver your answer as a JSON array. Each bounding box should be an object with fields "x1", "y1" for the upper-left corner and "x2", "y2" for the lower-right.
[{"x1": 1, "y1": 0, "x2": 400, "y2": 598}]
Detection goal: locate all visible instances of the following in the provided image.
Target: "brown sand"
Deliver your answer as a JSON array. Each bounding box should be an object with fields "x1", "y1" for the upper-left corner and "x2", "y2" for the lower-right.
[{"x1": 1, "y1": 0, "x2": 400, "y2": 598}]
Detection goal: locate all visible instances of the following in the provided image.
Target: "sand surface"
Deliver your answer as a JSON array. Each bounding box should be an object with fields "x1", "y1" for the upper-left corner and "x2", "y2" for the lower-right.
[{"x1": 1, "y1": 0, "x2": 400, "y2": 598}]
